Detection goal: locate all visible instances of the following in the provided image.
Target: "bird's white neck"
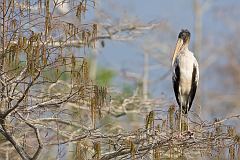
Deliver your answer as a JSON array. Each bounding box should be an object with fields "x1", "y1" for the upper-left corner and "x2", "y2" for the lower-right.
[{"x1": 180, "y1": 44, "x2": 189, "y2": 53}]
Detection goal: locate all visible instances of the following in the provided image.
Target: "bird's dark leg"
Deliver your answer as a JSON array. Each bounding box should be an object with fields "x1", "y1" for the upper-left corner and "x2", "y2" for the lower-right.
[
  {"x1": 182, "y1": 113, "x2": 188, "y2": 131},
  {"x1": 179, "y1": 104, "x2": 182, "y2": 133},
  {"x1": 184, "y1": 103, "x2": 190, "y2": 131}
]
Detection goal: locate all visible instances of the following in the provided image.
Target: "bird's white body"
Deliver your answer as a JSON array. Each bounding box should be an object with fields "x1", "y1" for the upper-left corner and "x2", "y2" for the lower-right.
[{"x1": 172, "y1": 47, "x2": 199, "y2": 110}]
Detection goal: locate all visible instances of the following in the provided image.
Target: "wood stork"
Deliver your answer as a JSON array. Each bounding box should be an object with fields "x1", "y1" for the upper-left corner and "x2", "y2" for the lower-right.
[{"x1": 172, "y1": 29, "x2": 199, "y2": 132}]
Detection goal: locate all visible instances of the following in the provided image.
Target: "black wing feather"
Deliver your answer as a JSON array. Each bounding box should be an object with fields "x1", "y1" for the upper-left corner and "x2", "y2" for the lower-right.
[
  {"x1": 172, "y1": 63, "x2": 180, "y2": 107},
  {"x1": 187, "y1": 64, "x2": 198, "y2": 113}
]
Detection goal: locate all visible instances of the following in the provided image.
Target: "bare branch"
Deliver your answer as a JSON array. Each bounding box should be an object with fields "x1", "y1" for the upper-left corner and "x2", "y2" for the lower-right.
[
  {"x1": 0, "y1": 127, "x2": 31, "y2": 160},
  {"x1": 2, "y1": 71, "x2": 41, "y2": 118}
]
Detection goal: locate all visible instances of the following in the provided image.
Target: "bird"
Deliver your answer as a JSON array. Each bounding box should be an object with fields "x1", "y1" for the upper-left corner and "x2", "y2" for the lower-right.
[{"x1": 171, "y1": 29, "x2": 199, "y2": 132}]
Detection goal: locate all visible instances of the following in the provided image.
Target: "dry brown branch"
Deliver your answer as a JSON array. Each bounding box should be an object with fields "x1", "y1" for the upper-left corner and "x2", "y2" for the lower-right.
[
  {"x1": 24, "y1": 120, "x2": 43, "y2": 160},
  {"x1": 0, "y1": 127, "x2": 31, "y2": 160}
]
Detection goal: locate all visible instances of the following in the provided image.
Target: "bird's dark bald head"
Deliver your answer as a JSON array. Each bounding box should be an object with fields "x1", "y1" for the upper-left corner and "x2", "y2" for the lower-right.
[{"x1": 178, "y1": 29, "x2": 191, "y2": 43}]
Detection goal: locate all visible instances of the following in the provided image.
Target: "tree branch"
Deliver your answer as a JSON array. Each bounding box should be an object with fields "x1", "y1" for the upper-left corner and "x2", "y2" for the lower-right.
[
  {"x1": 0, "y1": 127, "x2": 31, "y2": 160},
  {"x1": 2, "y1": 71, "x2": 40, "y2": 118}
]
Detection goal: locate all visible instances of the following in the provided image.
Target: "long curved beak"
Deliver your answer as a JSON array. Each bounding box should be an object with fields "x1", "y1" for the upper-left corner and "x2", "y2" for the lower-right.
[{"x1": 172, "y1": 38, "x2": 183, "y2": 66}]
